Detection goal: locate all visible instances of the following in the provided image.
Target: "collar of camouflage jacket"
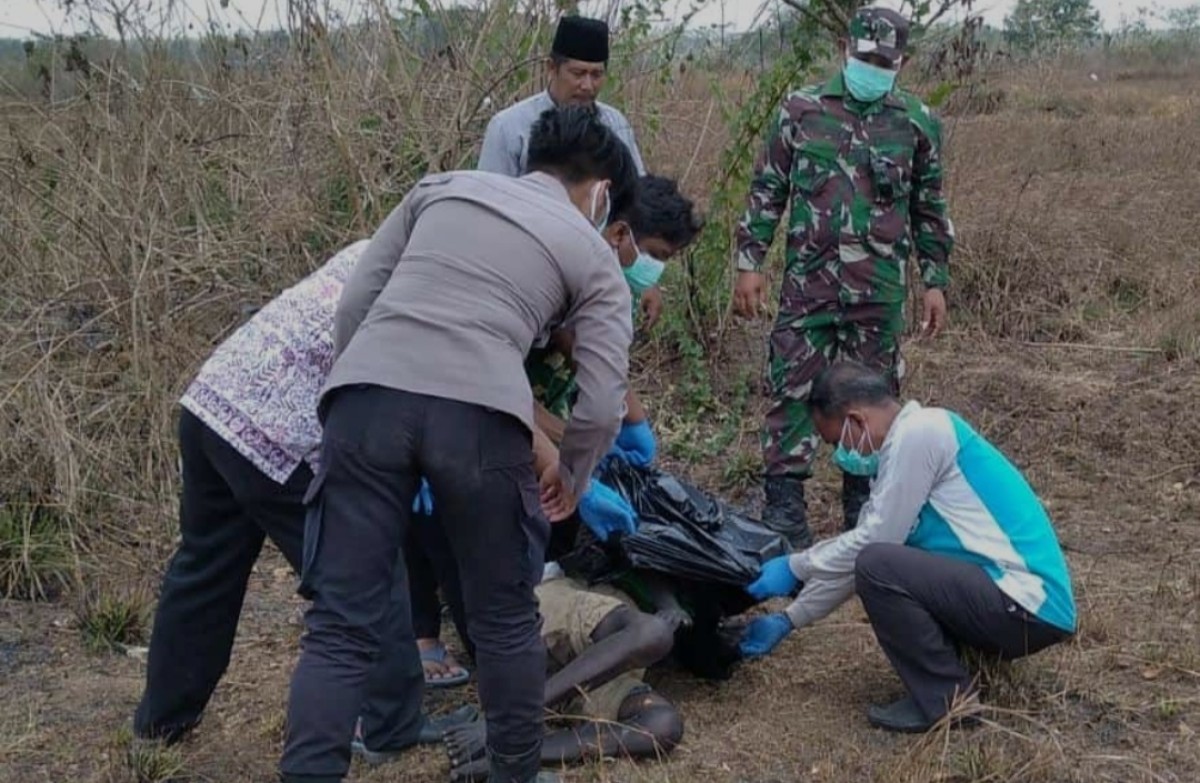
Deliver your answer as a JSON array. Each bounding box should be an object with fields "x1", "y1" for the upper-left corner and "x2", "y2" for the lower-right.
[{"x1": 821, "y1": 70, "x2": 906, "y2": 114}]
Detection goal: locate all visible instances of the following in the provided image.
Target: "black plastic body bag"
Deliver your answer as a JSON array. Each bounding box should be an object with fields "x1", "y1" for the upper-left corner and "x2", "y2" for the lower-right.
[{"x1": 558, "y1": 459, "x2": 788, "y2": 679}]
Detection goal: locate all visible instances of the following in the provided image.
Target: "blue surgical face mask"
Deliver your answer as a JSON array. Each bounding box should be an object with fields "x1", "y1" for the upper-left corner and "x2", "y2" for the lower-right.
[
  {"x1": 843, "y1": 56, "x2": 898, "y2": 103},
  {"x1": 832, "y1": 416, "x2": 879, "y2": 477},
  {"x1": 622, "y1": 232, "x2": 665, "y2": 295}
]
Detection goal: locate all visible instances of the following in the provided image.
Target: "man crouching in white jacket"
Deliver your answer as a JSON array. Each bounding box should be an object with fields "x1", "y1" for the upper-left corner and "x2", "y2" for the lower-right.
[{"x1": 736, "y1": 360, "x2": 1077, "y2": 733}]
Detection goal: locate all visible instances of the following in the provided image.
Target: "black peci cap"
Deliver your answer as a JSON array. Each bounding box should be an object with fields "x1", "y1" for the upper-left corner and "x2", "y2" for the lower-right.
[{"x1": 551, "y1": 15, "x2": 609, "y2": 63}]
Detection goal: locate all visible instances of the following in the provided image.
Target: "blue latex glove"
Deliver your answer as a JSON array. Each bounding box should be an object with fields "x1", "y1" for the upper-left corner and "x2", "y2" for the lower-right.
[
  {"x1": 739, "y1": 613, "x2": 794, "y2": 658},
  {"x1": 578, "y1": 480, "x2": 638, "y2": 542},
  {"x1": 611, "y1": 419, "x2": 656, "y2": 467},
  {"x1": 746, "y1": 555, "x2": 800, "y2": 601},
  {"x1": 412, "y1": 478, "x2": 434, "y2": 516}
]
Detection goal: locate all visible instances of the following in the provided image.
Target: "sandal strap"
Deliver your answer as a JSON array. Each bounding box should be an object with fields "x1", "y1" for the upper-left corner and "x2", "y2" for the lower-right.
[{"x1": 419, "y1": 643, "x2": 448, "y2": 664}]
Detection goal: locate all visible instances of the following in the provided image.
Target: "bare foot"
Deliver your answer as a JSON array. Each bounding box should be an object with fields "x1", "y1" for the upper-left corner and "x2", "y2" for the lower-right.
[
  {"x1": 418, "y1": 638, "x2": 469, "y2": 686},
  {"x1": 449, "y1": 754, "x2": 489, "y2": 783},
  {"x1": 444, "y1": 721, "x2": 487, "y2": 765}
]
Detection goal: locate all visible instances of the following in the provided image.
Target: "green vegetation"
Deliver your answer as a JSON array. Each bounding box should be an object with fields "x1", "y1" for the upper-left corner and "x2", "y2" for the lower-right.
[
  {"x1": 75, "y1": 588, "x2": 149, "y2": 654},
  {"x1": 0, "y1": 502, "x2": 72, "y2": 601}
]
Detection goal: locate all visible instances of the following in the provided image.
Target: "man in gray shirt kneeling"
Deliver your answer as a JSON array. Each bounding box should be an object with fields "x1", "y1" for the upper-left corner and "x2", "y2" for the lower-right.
[{"x1": 280, "y1": 106, "x2": 638, "y2": 783}]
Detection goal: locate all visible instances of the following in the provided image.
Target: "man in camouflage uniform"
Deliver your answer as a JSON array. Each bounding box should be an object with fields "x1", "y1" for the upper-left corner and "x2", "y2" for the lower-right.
[{"x1": 732, "y1": 6, "x2": 954, "y2": 549}]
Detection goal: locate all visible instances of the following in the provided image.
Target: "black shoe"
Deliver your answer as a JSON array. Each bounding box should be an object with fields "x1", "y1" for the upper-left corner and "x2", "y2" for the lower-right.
[
  {"x1": 353, "y1": 704, "x2": 479, "y2": 765},
  {"x1": 762, "y1": 475, "x2": 812, "y2": 550},
  {"x1": 867, "y1": 696, "x2": 933, "y2": 733},
  {"x1": 867, "y1": 695, "x2": 980, "y2": 733},
  {"x1": 841, "y1": 473, "x2": 872, "y2": 531}
]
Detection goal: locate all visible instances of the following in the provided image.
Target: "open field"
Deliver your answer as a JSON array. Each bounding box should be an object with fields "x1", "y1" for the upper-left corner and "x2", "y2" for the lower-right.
[{"x1": 1, "y1": 20, "x2": 1199, "y2": 783}]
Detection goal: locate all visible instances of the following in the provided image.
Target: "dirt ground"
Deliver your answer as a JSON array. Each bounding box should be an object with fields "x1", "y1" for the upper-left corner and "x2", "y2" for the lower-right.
[
  {"x1": 3, "y1": 57, "x2": 1200, "y2": 783},
  {"x1": 3, "y1": 333, "x2": 1198, "y2": 783}
]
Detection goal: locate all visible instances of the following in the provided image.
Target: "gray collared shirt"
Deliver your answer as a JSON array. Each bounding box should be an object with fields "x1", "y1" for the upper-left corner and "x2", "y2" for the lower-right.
[
  {"x1": 327, "y1": 170, "x2": 632, "y2": 495},
  {"x1": 477, "y1": 91, "x2": 646, "y2": 177}
]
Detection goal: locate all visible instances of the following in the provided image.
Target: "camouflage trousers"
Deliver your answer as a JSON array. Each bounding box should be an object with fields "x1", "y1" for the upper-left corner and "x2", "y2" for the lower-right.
[{"x1": 763, "y1": 303, "x2": 904, "y2": 479}]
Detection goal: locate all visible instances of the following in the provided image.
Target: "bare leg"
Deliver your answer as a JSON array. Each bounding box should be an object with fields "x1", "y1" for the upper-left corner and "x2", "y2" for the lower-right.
[
  {"x1": 544, "y1": 607, "x2": 672, "y2": 708},
  {"x1": 445, "y1": 606, "x2": 673, "y2": 766},
  {"x1": 449, "y1": 692, "x2": 683, "y2": 782}
]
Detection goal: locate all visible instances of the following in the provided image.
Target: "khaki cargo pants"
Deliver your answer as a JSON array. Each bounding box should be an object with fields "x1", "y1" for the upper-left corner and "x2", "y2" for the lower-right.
[{"x1": 537, "y1": 576, "x2": 649, "y2": 723}]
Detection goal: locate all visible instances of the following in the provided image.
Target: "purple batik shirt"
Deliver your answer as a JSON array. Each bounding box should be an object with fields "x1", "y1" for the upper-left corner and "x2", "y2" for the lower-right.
[{"x1": 179, "y1": 240, "x2": 368, "y2": 484}]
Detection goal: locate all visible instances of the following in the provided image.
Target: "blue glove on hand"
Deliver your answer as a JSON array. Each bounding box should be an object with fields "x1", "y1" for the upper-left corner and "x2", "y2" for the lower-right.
[
  {"x1": 746, "y1": 555, "x2": 800, "y2": 601},
  {"x1": 578, "y1": 480, "x2": 638, "y2": 542},
  {"x1": 610, "y1": 419, "x2": 657, "y2": 467},
  {"x1": 412, "y1": 478, "x2": 434, "y2": 516},
  {"x1": 739, "y1": 613, "x2": 794, "y2": 658}
]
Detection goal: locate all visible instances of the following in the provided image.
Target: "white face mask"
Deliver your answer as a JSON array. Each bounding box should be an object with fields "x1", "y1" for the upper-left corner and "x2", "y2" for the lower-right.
[{"x1": 588, "y1": 181, "x2": 610, "y2": 231}]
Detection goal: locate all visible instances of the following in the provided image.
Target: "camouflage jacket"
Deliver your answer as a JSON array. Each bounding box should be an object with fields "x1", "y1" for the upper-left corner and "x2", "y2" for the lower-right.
[
  {"x1": 526, "y1": 292, "x2": 644, "y2": 422},
  {"x1": 526, "y1": 343, "x2": 577, "y2": 420},
  {"x1": 735, "y1": 72, "x2": 954, "y2": 320}
]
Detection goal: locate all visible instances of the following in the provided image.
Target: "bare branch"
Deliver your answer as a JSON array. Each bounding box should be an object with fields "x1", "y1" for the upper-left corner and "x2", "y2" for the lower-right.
[
  {"x1": 922, "y1": 0, "x2": 963, "y2": 30},
  {"x1": 780, "y1": 0, "x2": 848, "y2": 37},
  {"x1": 824, "y1": 0, "x2": 854, "y2": 31}
]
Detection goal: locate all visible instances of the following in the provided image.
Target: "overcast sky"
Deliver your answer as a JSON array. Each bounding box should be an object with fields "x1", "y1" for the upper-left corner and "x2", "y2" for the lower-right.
[{"x1": 1, "y1": 0, "x2": 1193, "y2": 39}]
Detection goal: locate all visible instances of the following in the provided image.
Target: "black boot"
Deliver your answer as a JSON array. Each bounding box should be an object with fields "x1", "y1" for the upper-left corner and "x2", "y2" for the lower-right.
[
  {"x1": 842, "y1": 473, "x2": 872, "y2": 531},
  {"x1": 762, "y1": 475, "x2": 812, "y2": 550}
]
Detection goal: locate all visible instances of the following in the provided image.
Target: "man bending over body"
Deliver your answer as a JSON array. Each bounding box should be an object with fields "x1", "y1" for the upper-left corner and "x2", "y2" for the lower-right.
[
  {"x1": 407, "y1": 174, "x2": 705, "y2": 687},
  {"x1": 442, "y1": 179, "x2": 705, "y2": 780},
  {"x1": 444, "y1": 444, "x2": 688, "y2": 782}
]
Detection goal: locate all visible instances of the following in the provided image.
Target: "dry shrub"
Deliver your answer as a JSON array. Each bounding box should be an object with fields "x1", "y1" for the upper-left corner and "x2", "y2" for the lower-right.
[
  {"x1": 1, "y1": 5, "x2": 1198, "y2": 608},
  {"x1": 941, "y1": 61, "x2": 1200, "y2": 347},
  {"x1": 75, "y1": 584, "x2": 150, "y2": 654},
  {"x1": 111, "y1": 726, "x2": 187, "y2": 783},
  {"x1": 0, "y1": 499, "x2": 74, "y2": 600},
  {"x1": 0, "y1": 2, "x2": 691, "y2": 575},
  {"x1": 941, "y1": 84, "x2": 1007, "y2": 117}
]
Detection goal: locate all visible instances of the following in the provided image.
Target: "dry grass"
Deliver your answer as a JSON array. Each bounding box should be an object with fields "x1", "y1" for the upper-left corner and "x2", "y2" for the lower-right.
[
  {"x1": 75, "y1": 586, "x2": 149, "y2": 654},
  {"x1": 0, "y1": 8, "x2": 1199, "y2": 783},
  {"x1": 0, "y1": 501, "x2": 74, "y2": 600}
]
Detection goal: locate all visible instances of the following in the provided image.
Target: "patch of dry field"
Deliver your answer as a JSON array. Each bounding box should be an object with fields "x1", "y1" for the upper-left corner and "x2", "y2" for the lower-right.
[{"x1": 2, "y1": 56, "x2": 1199, "y2": 783}]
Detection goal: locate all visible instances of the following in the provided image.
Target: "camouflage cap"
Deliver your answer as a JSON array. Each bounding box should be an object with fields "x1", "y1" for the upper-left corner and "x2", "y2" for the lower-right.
[{"x1": 848, "y1": 6, "x2": 909, "y2": 66}]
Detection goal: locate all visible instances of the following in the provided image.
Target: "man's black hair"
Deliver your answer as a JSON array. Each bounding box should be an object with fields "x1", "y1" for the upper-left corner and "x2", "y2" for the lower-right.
[
  {"x1": 614, "y1": 175, "x2": 704, "y2": 249},
  {"x1": 526, "y1": 105, "x2": 637, "y2": 221},
  {"x1": 808, "y1": 361, "x2": 896, "y2": 419}
]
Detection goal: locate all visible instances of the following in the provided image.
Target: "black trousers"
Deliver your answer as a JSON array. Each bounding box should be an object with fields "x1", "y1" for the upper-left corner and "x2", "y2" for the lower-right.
[
  {"x1": 281, "y1": 386, "x2": 549, "y2": 783},
  {"x1": 134, "y1": 409, "x2": 310, "y2": 741},
  {"x1": 136, "y1": 411, "x2": 429, "y2": 758},
  {"x1": 855, "y1": 543, "x2": 1070, "y2": 721},
  {"x1": 406, "y1": 515, "x2": 472, "y2": 656}
]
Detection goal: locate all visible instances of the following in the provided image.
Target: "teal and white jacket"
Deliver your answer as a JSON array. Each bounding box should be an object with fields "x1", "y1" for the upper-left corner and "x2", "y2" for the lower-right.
[{"x1": 785, "y1": 401, "x2": 1077, "y2": 634}]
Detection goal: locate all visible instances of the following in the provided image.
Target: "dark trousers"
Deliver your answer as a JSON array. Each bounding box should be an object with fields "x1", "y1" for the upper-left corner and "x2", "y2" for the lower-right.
[
  {"x1": 134, "y1": 409, "x2": 310, "y2": 741},
  {"x1": 406, "y1": 517, "x2": 472, "y2": 656},
  {"x1": 282, "y1": 386, "x2": 549, "y2": 783},
  {"x1": 855, "y1": 543, "x2": 1070, "y2": 721}
]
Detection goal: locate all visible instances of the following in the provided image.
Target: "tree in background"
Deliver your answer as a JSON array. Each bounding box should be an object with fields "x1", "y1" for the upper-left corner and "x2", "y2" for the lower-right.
[
  {"x1": 1162, "y1": 3, "x2": 1200, "y2": 32},
  {"x1": 1003, "y1": 0, "x2": 1101, "y2": 53}
]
